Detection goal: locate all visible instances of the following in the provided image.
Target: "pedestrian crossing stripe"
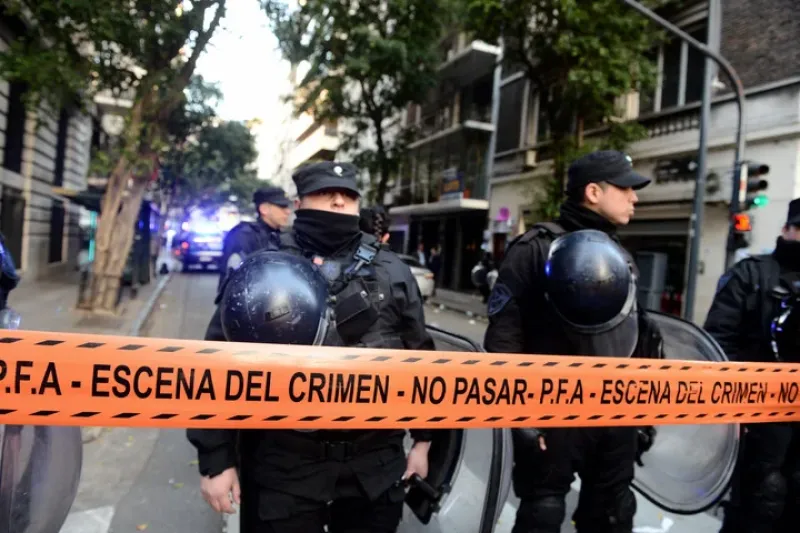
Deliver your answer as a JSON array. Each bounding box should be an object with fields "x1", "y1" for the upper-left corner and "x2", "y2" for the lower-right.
[{"x1": 0, "y1": 329, "x2": 797, "y2": 430}]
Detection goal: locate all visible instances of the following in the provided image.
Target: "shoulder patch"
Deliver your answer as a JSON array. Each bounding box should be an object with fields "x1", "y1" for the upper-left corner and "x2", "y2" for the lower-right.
[
  {"x1": 715, "y1": 271, "x2": 738, "y2": 294},
  {"x1": 227, "y1": 253, "x2": 243, "y2": 271},
  {"x1": 487, "y1": 282, "x2": 513, "y2": 316},
  {"x1": 319, "y1": 260, "x2": 343, "y2": 282}
]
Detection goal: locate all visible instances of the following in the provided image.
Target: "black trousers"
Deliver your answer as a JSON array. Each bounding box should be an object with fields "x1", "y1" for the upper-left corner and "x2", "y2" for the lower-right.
[
  {"x1": 239, "y1": 467, "x2": 405, "y2": 533},
  {"x1": 720, "y1": 422, "x2": 800, "y2": 533},
  {"x1": 511, "y1": 426, "x2": 638, "y2": 533}
]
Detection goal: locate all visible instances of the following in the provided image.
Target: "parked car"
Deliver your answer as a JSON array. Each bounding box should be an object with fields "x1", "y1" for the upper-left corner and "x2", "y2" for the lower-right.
[{"x1": 398, "y1": 254, "x2": 435, "y2": 300}]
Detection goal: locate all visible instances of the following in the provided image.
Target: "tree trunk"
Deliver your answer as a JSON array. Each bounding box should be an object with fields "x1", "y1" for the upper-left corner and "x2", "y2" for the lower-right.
[{"x1": 89, "y1": 179, "x2": 148, "y2": 312}]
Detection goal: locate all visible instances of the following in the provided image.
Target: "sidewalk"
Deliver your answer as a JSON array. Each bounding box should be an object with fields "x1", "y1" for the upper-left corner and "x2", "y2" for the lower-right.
[
  {"x1": 8, "y1": 269, "x2": 172, "y2": 445},
  {"x1": 9, "y1": 269, "x2": 169, "y2": 336},
  {"x1": 428, "y1": 288, "x2": 488, "y2": 318}
]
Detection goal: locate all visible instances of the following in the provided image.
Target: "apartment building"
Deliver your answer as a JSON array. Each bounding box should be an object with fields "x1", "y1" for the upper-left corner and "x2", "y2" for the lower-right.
[
  {"x1": 486, "y1": 0, "x2": 800, "y2": 323},
  {"x1": 0, "y1": 11, "x2": 98, "y2": 281},
  {"x1": 388, "y1": 32, "x2": 501, "y2": 291}
]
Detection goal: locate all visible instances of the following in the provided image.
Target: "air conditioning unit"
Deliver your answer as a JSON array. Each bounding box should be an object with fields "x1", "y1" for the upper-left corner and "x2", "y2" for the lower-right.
[{"x1": 523, "y1": 149, "x2": 538, "y2": 169}]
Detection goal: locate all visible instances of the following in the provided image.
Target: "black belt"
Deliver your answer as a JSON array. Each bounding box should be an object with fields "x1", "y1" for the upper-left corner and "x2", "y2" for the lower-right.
[{"x1": 266, "y1": 430, "x2": 403, "y2": 462}]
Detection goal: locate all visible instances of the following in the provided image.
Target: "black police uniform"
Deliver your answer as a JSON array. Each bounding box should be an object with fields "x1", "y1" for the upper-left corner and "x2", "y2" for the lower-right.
[
  {"x1": 484, "y1": 151, "x2": 663, "y2": 533},
  {"x1": 706, "y1": 199, "x2": 800, "y2": 533},
  {"x1": 218, "y1": 187, "x2": 289, "y2": 292},
  {"x1": 188, "y1": 162, "x2": 434, "y2": 533},
  {"x1": 0, "y1": 232, "x2": 19, "y2": 310}
]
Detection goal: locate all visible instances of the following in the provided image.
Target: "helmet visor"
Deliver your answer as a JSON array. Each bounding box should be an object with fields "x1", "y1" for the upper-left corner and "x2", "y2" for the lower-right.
[{"x1": 563, "y1": 308, "x2": 639, "y2": 358}]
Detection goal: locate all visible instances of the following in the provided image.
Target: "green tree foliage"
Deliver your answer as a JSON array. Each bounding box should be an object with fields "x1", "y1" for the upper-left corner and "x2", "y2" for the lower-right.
[
  {"x1": 163, "y1": 119, "x2": 261, "y2": 214},
  {"x1": 0, "y1": 0, "x2": 227, "y2": 311},
  {"x1": 262, "y1": 0, "x2": 455, "y2": 203},
  {"x1": 462, "y1": 0, "x2": 667, "y2": 218}
]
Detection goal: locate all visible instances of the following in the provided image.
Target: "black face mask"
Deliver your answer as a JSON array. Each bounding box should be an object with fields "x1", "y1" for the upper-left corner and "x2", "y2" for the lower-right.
[
  {"x1": 774, "y1": 237, "x2": 800, "y2": 272},
  {"x1": 557, "y1": 200, "x2": 618, "y2": 238},
  {"x1": 293, "y1": 209, "x2": 361, "y2": 256}
]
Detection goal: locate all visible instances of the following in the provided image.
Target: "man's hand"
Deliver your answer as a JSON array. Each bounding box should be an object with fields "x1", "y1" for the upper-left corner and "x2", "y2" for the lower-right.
[
  {"x1": 200, "y1": 467, "x2": 241, "y2": 514},
  {"x1": 404, "y1": 441, "x2": 431, "y2": 480}
]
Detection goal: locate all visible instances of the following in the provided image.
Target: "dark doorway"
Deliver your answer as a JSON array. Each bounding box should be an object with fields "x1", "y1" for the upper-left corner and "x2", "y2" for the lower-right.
[{"x1": 459, "y1": 214, "x2": 486, "y2": 291}]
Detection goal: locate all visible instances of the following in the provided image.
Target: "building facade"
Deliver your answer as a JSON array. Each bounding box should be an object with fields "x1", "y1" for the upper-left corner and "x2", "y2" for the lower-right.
[
  {"x1": 0, "y1": 13, "x2": 97, "y2": 282},
  {"x1": 388, "y1": 32, "x2": 501, "y2": 290},
  {"x1": 487, "y1": 0, "x2": 800, "y2": 324}
]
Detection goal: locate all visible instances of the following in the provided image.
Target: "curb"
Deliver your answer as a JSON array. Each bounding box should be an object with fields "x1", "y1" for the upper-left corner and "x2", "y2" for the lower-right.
[
  {"x1": 81, "y1": 273, "x2": 173, "y2": 445},
  {"x1": 129, "y1": 273, "x2": 173, "y2": 336}
]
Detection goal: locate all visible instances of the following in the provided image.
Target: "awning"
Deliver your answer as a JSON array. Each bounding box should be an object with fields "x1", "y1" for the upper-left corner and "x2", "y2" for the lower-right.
[
  {"x1": 52, "y1": 186, "x2": 104, "y2": 212},
  {"x1": 389, "y1": 197, "x2": 489, "y2": 216}
]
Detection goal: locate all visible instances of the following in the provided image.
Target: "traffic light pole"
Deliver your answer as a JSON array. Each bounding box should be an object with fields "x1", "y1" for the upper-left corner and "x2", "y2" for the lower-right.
[{"x1": 620, "y1": 0, "x2": 748, "y2": 320}]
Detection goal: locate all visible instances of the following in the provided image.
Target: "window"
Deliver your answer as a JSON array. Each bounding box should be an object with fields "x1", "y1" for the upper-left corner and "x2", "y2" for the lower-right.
[
  {"x1": 496, "y1": 78, "x2": 526, "y2": 153},
  {"x1": 49, "y1": 200, "x2": 65, "y2": 264},
  {"x1": 640, "y1": 17, "x2": 708, "y2": 114},
  {"x1": 53, "y1": 109, "x2": 70, "y2": 187},
  {"x1": 3, "y1": 81, "x2": 28, "y2": 174}
]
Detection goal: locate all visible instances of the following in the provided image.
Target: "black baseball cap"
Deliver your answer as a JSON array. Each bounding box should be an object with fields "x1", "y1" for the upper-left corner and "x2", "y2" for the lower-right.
[
  {"x1": 566, "y1": 150, "x2": 651, "y2": 194},
  {"x1": 253, "y1": 186, "x2": 290, "y2": 208},
  {"x1": 787, "y1": 198, "x2": 800, "y2": 227},
  {"x1": 292, "y1": 161, "x2": 361, "y2": 197}
]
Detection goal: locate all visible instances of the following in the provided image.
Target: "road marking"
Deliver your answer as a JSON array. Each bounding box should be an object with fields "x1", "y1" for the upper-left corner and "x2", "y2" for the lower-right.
[{"x1": 59, "y1": 505, "x2": 114, "y2": 533}]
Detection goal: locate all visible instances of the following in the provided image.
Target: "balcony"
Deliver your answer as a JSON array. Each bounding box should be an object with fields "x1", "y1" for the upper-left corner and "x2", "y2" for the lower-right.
[
  {"x1": 439, "y1": 40, "x2": 501, "y2": 88},
  {"x1": 289, "y1": 121, "x2": 339, "y2": 169}
]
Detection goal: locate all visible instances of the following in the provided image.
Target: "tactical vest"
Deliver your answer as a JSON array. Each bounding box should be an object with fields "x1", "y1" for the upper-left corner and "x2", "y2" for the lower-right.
[
  {"x1": 278, "y1": 232, "x2": 406, "y2": 436},
  {"x1": 279, "y1": 232, "x2": 406, "y2": 350}
]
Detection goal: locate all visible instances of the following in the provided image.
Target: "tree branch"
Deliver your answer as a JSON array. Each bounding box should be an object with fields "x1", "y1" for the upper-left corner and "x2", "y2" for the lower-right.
[{"x1": 179, "y1": 0, "x2": 226, "y2": 84}]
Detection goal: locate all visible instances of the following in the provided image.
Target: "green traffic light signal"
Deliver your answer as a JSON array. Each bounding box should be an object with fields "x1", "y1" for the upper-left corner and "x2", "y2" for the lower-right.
[{"x1": 753, "y1": 194, "x2": 769, "y2": 207}]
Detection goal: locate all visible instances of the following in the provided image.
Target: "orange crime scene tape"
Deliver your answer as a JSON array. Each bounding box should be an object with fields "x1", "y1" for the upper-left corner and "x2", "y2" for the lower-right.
[{"x1": 0, "y1": 329, "x2": 798, "y2": 429}]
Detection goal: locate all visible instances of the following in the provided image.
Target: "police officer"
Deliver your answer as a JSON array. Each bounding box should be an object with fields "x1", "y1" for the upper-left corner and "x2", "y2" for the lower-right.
[
  {"x1": 188, "y1": 161, "x2": 433, "y2": 533},
  {"x1": 0, "y1": 231, "x2": 19, "y2": 312},
  {"x1": 705, "y1": 198, "x2": 800, "y2": 533},
  {"x1": 218, "y1": 186, "x2": 292, "y2": 291},
  {"x1": 484, "y1": 150, "x2": 663, "y2": 533}
]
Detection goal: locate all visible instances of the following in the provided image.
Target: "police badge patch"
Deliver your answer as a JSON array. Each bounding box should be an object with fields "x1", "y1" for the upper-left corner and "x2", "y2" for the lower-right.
[
  {"x1": 487, "y1": 282, "x2": 513, "y2": 316},
  {"x1": 715, "y1": 272, "x2": 733, "y2": 294},
  {"x1": 227, "y1": 253, "x2": 243, "y2": 271},
  {"x1": 319, "y1": 260, "x2": 342, "y2": 282}
]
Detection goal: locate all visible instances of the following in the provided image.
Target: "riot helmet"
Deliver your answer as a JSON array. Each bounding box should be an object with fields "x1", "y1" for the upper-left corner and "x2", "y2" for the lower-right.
[
  {"x1": 544, "y1": 229, "x2": 639, "y2": 357},
  {"x1": 219, "y1": 250, "x2": 334, "y2": 345}
]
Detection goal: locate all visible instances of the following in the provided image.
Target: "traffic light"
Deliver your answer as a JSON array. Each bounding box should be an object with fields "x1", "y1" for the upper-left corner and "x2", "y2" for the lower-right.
[
  {"x1": 743, "y1": 161, "x2": 770, "y2": 210},
  {"x1": 730, "y1": 213, "x2": 752, "y2": 250}
]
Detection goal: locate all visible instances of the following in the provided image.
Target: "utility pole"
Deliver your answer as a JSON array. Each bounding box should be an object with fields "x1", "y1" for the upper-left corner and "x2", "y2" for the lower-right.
[{"x1": 620, "y1": 0, "x2": 748, "y2": 318}]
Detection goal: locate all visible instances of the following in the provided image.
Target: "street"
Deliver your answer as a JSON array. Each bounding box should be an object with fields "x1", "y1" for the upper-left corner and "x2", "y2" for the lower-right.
[
  {"x1": 60, "y1": 270, "x2": 223, "y2": 533},
  {"x1": 61, "y1": 271, "x2": 723, "y2": 533}
]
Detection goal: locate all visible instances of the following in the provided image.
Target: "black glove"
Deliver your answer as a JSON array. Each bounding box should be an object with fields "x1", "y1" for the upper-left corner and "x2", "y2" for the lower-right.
[
  {"x1": 635, "y1": 426, "x2": 657, "y2": 466},
  {"x1": 513, "y1": 427, "x2": 548, "y2": 452}
]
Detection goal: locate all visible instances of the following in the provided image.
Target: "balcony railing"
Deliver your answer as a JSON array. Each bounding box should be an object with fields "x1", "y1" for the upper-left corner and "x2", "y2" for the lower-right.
[
  {"x1": 524, "y1": 104, "x2": 702, "y2": 165},
  {"x1": 392, "y1": 170, "x2": 488, "y2": 208}
]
